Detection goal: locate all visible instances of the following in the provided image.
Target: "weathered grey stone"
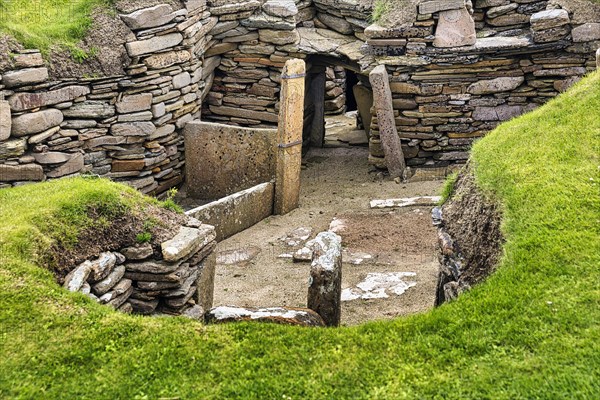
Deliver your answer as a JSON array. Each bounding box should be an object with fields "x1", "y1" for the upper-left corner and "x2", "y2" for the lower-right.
[
  {"x1": 172, "y1": 72, "x2": 192, "y2": 89},
  {"x1": 0, "y1": 164, "x2": 44, "y2": 181},
  {"x1": 419, "y1": 0, "x2": 465, "y2": 14},
  {"x1": 89, "y1": 252, "x2": 117, "y2": 282},
  {"x1": 126, "y1": 33, "x2": 184, "y2": 57},
  {"x1": 129, "y1": 297, "x2": 160, "y2": 314},
  {"x1": 433, "y1": 8, "x2": 476, "y2": 48},
  {"x1": 11, "y1": 109, "x2": 64, "y2": 137},
  {"x1": 121, "y1": 243, "x2": 154, "y2": 261},
  {"x1": 13, "y1": 52, "x2": 44, "y2": 68},
  {"x1": 125, "y1": 260, "x2": 182, "y2": 274},
  {"x1": 27, "y1": 126, "x2": 60, "y2": 144},
  {"x1": 0, "y1": 100, "x2": 11, "y2": 141},
  {"x1": 121, "y1": 5, "x2": 175, "y2": 30},
  {"x1": 46, "y1": 153, "x2": 84, "y2": 178},
  {"x1": 62, "y1": 101, "x2": 115, "y2": 119},
  {"x1": 143, "y1": 50, "x2": 191, "y2": 69},
  {"x1": 317, "y1": 13, "x2": 353, "y2": 35},
  {"x1": 2, "y1": 68, "x2": 48, "y2": 88},
  {"x1": 307, "y1": 231, "x2": 343, "y2": 327},
  {"x1": 195, "y1": 251, "x2": 215, "y2": 311},
  {"x1": 92, "y1": 265, "x2": 126, "y2": 296},
  {"x1": 370, "y1": 65, "x2": 405, "y2": 179},
  {"x1": 9, "y1": 86, "x2": 90, "y2": 112},
  {"x1": 530, "y1": 9, "x2": 570, "y2": 31},
  {"x1": 571, "y1": 23, "x2": 600, "y2": 43},
  {"x1": 473, "y1": 105, "x2": 524, "y2": 121},
  {"x1": 63, "y1": 261, "x2": 93, "y2": 292},
  {"x1": 0, "y1": 138, "x2": 27, "y2": 160},
  {"x1": 33, "y1": 152, "x2": 71, "y2": 164},
  {"x1": 111, "y1": 122, "x2": 156, "y2": 137},
  {"x1": 115, "y1": 93, "x2": 153, "y2": 114},
  {"x1": 258, "y1": 29, "x2": 300, "y2": 45},
  {"x1": 467, "y1": 76, "x2": 525, "y2": 94},
  {"x1": 206, "y1": 306, "x2": 325, "y2": 326},
  {"x1": 262, "y1": 0, "x2": 297, "y2": 17},
  {"x1": 162, "y1": 225, "x2": 216, "y2": 262}
]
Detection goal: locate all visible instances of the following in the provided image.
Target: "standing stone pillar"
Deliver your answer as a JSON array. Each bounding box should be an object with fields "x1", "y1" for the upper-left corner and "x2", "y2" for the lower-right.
[
  {"x1": 596, "y1": 48, "x2": 600, "y2": 69},
  {"x1": 275, "y1": 59, "x2": 306, "y2": 215},
  {"x1": 0, "y1": 100, "x2": 11, "y2": 141},
  {"x1": 307, "y1": 231, "x2": 342, "y2": 327},
  {"x1": 369, "y1": 65, "x2": 406, "y2": 179}
]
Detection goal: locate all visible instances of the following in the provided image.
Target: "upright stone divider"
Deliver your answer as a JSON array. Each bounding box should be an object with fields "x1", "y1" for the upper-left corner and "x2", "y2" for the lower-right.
[
  {"x1": 307, "y1": 231, "x2": 342, "y2": 327},
  {"x1": 274, "y1": 59, "x2": 305, "y2": 215},
  {"x1": 369, "y1": 65, "x2": 406, "y2": 179}
]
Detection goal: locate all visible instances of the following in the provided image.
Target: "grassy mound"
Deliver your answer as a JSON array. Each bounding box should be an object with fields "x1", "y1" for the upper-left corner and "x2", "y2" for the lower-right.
[
  {"x1": 1, "y1": 72, "x2": 599, "y2": 398},
  {"x1": 0, "y1": 0, "x2": 113, "y2": 52}
]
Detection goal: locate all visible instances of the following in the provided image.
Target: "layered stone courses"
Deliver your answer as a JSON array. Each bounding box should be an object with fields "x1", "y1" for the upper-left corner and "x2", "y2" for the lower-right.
[{"x1": 0, "y1": 0, "x2": 598, "y2": 188}]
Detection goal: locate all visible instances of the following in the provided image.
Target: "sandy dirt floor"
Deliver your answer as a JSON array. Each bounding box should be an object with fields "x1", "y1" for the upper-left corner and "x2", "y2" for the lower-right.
[{"x1": 212, "y1": 116, "x2": 444, "y2": 325}]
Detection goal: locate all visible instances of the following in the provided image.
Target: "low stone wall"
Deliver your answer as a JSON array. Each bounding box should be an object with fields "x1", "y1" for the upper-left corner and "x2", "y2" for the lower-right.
[
  {"x1": 63, "y1": 219, "x2": 217, "y2": 318},
  {"x1": 186, "y1": 182, "x2": 275, "y2": 241},
  {"x1": 0, "y1": 1, "x2": 214, "y2": 194}
]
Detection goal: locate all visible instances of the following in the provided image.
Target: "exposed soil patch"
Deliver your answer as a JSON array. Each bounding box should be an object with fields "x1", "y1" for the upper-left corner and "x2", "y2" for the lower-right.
[
  {"x1": 46, "y1": 7, "x2": 132, "y2": 79},
  {"x1": 442, "y1": 166, "x2": 503, "y2": 288},
  {"x1": 47, "y1": 204, "x2": 187, "y2": 283},
  {"x1": 339, "y1": 211, "x2": 437, "y2": 255}
]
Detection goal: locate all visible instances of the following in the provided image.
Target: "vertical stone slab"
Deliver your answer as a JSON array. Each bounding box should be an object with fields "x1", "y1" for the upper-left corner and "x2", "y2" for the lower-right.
[
  {"x1": 307, "y1": 231, "x2": 342, "y2": 327},
  {"x1": 306, "y1": 68, "x2": 326, "y2": 148},
  {"x1": 0, "y1": 100, "x2": 11, "y2": 141},
  {"x1": 196, "y1": 251, "x2": 216, "y2": 312},
  {"x1": 433, "y1": 7, "x2": 476, "y2": 48},
  {"x1": 275, "y1": 59, "x2": 305, "y2": 215},
  {"x1": 353, "y1": 84, "x2": 374, "y2": 137},
  {"x1": 369, "y1": 65, "x2": 406, "y2": 179},
  {"x1": 597, "y1": 48, "x2": 600, "y2": 69}
]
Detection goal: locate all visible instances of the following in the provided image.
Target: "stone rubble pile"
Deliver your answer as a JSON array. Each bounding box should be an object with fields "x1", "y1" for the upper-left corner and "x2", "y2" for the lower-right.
[
  {"x1": 63, "y1": 220, "x2": 216, "y2": 318},
  {"x1": 324, "y1": 66, "x2": 348, "y2": 115}
]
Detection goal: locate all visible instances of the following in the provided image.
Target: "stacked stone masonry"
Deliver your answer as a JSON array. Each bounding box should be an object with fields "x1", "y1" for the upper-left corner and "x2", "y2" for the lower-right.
[
  {"x1": 0, "y1": 0, "x2": 598, "y2": 188},
  {"x1": 0, "y1": 1, "x2": 214, "y2": 192},
  {"x1": 63, "y1": 218, "x2": 217, "y2": 319}
]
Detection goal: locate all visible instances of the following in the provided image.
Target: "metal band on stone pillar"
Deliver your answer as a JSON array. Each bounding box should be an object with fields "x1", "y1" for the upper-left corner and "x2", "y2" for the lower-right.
[
  {"x1": 369, "y1": 65, "x2": 406, "y2": 179},
  {"x1": 275, "y1": 58, "x2": 305, "y2": 215},
  {"x1": 307, "y1": 231, "x2": 342, "y2": 327}
]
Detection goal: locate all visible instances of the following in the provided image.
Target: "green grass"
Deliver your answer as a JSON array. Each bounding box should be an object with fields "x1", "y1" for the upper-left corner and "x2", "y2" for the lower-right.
[
  {"x1": 1, "y1": 72, "x2": 599, "y2": 398},
  {"x1": 0, "y1": 0, "x2": 114, "y2": 52}
]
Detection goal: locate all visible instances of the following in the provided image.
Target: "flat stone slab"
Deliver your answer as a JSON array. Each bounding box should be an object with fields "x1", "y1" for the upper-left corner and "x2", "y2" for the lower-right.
[
  {"x1": 370, "y1": 196, "x2": 441, "y2": 209},
  {"x1": 342, "y1": 272, "x2": 417, "y2": 301},
  {"x1": 162, "y1": 225, "x2": 216, "y2": 262},
  {"x1": 206, "y1": 306, "x2": 325, "y2": 326},
  {"x1": 216, "y1": 246, "x2": 261, "y2": 265},
  {"x1": 63, "y1": 261, "x2": 93, "y2": 292}
]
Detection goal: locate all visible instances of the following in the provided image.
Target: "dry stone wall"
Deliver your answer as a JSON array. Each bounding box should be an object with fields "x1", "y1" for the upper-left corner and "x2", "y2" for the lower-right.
[
  {"x1": 0, "y1": 1, "x2": 215, "y2": 193},
  {"x1": 365, "y1": 0, "x2": 599, "y2": 168},
  {"x1": 1, "y1": 0, "x2": 598, "y2": 187},
  {"x1": 63, "y1": 218, "x2": 217, "y2": 318},
  {"x1": 202, "y1": 0, "x2": 372, "y2": 127}
]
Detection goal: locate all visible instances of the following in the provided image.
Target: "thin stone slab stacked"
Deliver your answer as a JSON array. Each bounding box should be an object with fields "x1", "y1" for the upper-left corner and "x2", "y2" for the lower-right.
[
  {"x1": 202, "y1": 0, "x2": 373, "y2": 128},
  {"x1": 0, "y1": 1, "x2": 214, "y2": 193},
  {"x1": 364, "y1": 0, "x2": 598, "y2": 169},
  {"x1": 63, "y1": 219, "x2": 217, "y2": 318}
]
